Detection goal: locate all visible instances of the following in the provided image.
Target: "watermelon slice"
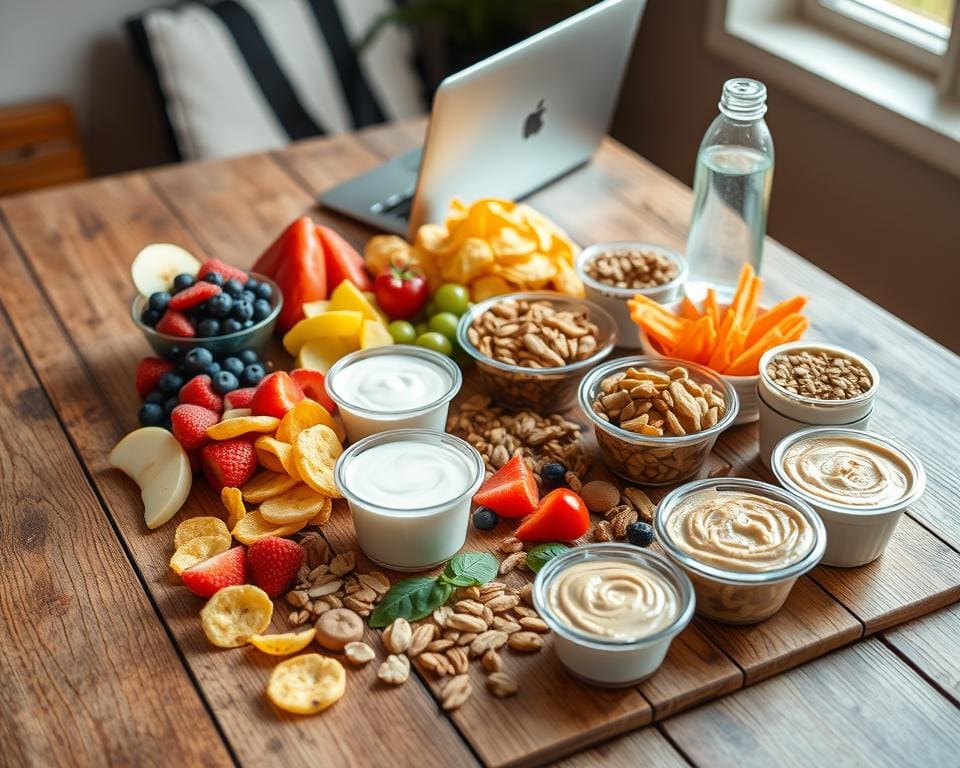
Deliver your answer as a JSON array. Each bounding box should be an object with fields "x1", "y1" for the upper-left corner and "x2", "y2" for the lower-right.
[{"x1": 473, "y1": 455, "x2": 539, "y2": 518}]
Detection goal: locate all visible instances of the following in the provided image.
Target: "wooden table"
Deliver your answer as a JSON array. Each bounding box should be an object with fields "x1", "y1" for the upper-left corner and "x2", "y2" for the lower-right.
[{"x1": 2, "y1": 120, "x2": 959, "y2": 768}]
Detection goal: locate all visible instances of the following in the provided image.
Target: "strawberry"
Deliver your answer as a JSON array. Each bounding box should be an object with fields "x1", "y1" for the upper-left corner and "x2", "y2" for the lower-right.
[
  {"x1": 473, "y1": 455, "x2": 539, "y2": 518},
  {"x1": 201, "y1": 436, "x2": 258, "y2": 492},
  {"x1": 181, "y1": 547, "x2": 247, "y2": 598},
  {"x1": 289, "y1": 369, "x2": 336, "y2": 413},
  {"x1": 252, "y1": 371, "x2": 304, "y2": 418},
  {"x1": 168, "y1": 281, "x2": 221, "y2": 311},
  {"x1": 515, "y1": 488, "x2": 589, "y2": 543},
  {"x1": 246, "y1": 536, "x2": 305, "y2": 597},
  {"x1": 135, "y1": 357, "x2": 175, "y2": 398},
  {"x1": 156, "y1": 309, "x2": 196, "y2": 337},
  {"x1": 198, "y1": 258, "x2": 248, "y2": 285},
  {"x1": 178, "y1": 374, "x2": 223, "y2": 413},
  {"x1": 170, "y1": 404, "x2": 219, "y2": 451},
  {"x1": 224, "y1": 387, "x2": 256, "y2": 410}
]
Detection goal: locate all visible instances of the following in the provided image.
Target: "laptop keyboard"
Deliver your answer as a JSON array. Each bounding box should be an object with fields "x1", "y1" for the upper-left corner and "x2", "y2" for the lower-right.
[{"x1": 370, "y1": 188, "x2": 415, "y2": 220}]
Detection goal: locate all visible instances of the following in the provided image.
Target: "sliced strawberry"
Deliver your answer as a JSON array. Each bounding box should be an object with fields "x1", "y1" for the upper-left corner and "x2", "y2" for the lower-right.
[
  {"x1": 289, "y1": 369, "x2": 336, "y2": 413},
  {"x1": 178, "y1": 374, "x2": 223, "y2": 413},
  {"x1": 135, "y1": 356, "x2": 175, "y2": 399},
  {"x1": 251, "y1": 371, "x2": 304, "y2": 419},
  {"x1": 224, "y1": 387, "x2": 256, "y2": 410},
  {"x1": 201, "y1": 437, "x2": 258, "y2": 492},
  {"x1": 181, "y1": 547, "x2": 247, "y2": 598},
  {"x1": 515, "y1": 488, "x2": 590, "y2": 543},
  {"x1": 316, "y1": 224, "x2": 370, "y2": 292},
  {"x1": 168, "y1": 281, "x2": 221, "y2": 311},
  {"x1": 197, "y1": 258, "x2": 248, "y2": 285},
  {"x1": 247, "y1": 536, "x2": 305, "y2": 597},
  {"x1": 155, "y1": 309, "x2": 196, "y2": 337},
  {"x1": 170, "y1": 404, "x2": 219, "y2": 451},
  {"x1": 473, "y1": 455, "x2": 539, "y2": 518}
]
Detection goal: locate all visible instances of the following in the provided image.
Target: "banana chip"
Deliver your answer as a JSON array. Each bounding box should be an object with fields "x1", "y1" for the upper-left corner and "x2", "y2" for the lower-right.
[
  {"x1": 174, "y1": 516, "x2": 230, "y2": 550},
  {"x1": 256, "y1": 448, "x2": 287, "y2": 474},
  {"x1": 207, "y1": 415, "x2": 280, "y2": 440},
  {"x1": 255, "y1": 436, "x2": 301, "y2": 480},
  {"x1": 220, "y1": 486, "x2": 247, "y2": 530},
  {"x1": 231, "y1": 509, "x2": 305, "y2": 545},
  {"x1": 249, "y1": 628, "x2": 316, "y2": 656},
  {"x1": 275, "y1": 399, "x2": 337, "y2": 445},
  {"x1": 260, "y1": 484, "x2": 331, "y2": 526},
  {"x1": 200, "y1": 584, "x2": 273, "y2": 648},
  {"x1": 242, "y1": 471, "x2": 300, "y2": 503},
  {"x1": 293, "y1": 425, "x2": 342, "y2": 498},
  {"x1": 266, "y1": 654, "x2": 346, "y2": 715},
  {"x1": 170, "y1": 535, "x2": 230, "y2": 575}
]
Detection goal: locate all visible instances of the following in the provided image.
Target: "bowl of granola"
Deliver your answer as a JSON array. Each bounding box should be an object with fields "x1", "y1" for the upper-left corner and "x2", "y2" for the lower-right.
[{"x1": 457, "y1": 292, "x2": 616, "y2": 412}]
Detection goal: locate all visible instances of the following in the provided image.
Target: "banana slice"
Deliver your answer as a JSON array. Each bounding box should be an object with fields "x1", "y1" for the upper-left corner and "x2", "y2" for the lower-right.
[
  {"x1": 109, "y1": 427, "x2": 192, "y2": 529},
  {"x1": 131, "y1": 243, "x2": 201, "y2": 297}
]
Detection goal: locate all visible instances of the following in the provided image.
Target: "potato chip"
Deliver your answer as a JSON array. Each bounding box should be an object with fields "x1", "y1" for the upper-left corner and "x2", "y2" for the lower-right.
[
  {"x1": 256, "y1": 448, "x2": 287, "y2": 474},
  {"x1": 231, "y1": 509, "x2": 305, "y2": 545},
  {"x1": 266, "y1": 654, "x2": 346, "y2": 715},
  {"x1": 170, "y1": 535, "x2": 230, "y2": 575},
  {"x1": 242, "y1": 471, "x2": 300, "y2": 503},
  {"x1": 496, "y1": 253, "x2": 557, "y2": 286},
  {"x1": 255, "y1": 435, "x2": 301, "y2": 480},
  {"x1": 413, "y1": 223, "x2": 449, "y2": 255},
  {"x1": 276, "y1": 399, "x2": 336, "y2": 445},
  {"x1": 307, "y1": 498, "x2": 333, "y2": 527},
  {"x1": 440, "y1": 237, "x2": 494, "y2": 284},
  {"x1": 260, "y1": 484, "x2": 330, "y2": 526},
  {"x1": 207, "y1": 415, "x2": 280, "y2": 440},
  {"x1": 364, "y1": 234, "x2": 411, "y2": 276},
  {"x1": 489, "y1": 227, "x2": 537, "y2": 259},
  {"x1": 470, "y1": 275, "x2": 512, "y2": 302},
  {"x1": 293, "y1": 425, "x2": 342, "y2": 497},
  {"x1": 249, "y1": 628, "x2": 316, "y2": 656},
  {"x1": 221, "y1": 408, "x2": 253, "y2": 421},
  {"x1": 220, "y1": 486, "x2": 247, "y2": 530},
  {"x1": 200, "y1": 584, "x2": 273, "y2": 648},
  {"x1": 174, "y1": 516, "x2": 230, "y2": 550}
]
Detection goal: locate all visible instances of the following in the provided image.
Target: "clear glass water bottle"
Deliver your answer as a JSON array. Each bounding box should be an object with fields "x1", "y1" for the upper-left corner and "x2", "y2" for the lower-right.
[{"x1": 685, "y1": 78, "x2": 774, "y2": 299}]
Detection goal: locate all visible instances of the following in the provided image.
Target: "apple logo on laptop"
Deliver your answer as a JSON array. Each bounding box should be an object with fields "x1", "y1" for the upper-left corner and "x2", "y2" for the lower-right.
[{"x1": 523, "y1": 100, "x2": 545, "y2": 139}]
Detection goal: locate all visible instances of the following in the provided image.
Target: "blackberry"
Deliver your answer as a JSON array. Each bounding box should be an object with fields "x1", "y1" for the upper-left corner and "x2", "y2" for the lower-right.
[
  {"x1": 472, "y1": 507, "x2": 499, "y2": 531},
  {"x1": 626, "y1": 522, "x2": 655, "y2": 548}
]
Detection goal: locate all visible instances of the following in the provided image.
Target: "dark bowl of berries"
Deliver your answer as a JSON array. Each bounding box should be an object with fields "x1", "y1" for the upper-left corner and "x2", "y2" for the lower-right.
[{"x1": 132, "y1": 260, "x2": 282, "y2": 358}]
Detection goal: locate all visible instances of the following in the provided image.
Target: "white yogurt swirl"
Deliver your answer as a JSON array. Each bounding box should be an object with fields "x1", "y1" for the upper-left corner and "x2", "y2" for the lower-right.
[{"x1": 332, "y1": 353, "x2": 452, "y2": 412}]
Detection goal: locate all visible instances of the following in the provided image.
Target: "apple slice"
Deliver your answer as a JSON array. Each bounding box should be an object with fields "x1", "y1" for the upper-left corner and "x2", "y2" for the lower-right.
[
  {"x1": 131, "y1": 243, "x2": 201, "y2": 297},
  {"x1": 109, "y1": 427, "x2": 192, "y2": 529},
  {"x1": 359, "y1": 319, "x2": 393, "y2": 349}
]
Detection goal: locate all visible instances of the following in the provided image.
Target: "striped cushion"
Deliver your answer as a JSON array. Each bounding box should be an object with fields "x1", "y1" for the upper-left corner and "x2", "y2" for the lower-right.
[{"x1": 129, "y1": 0, "x2": 425, "y2": 161}]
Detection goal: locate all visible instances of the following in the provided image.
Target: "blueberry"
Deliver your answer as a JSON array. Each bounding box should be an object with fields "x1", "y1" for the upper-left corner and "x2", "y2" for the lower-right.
[
  {"x1": 254, "y1": 282, "x2": 272, "y2": 300},
  {"x1": 157, "y1": 372, "x2": 185, "y2": 395},
  {"x1": 245, "y1": 278, "x2": 260, "y2": 292},
  {"x1": 472, "y1": 507, "x2": 499, "y2": 531},
  {"x1": 197, "y1": 318, "x2": 220, "y2": 337},
  {"x1": 144, "y1": 391, "x2": 165, "y2": 405},
  {"x1": 195, "y1": 301, "x2": 209, "y2": 315},
  {"x1": 221, "y1": 318, "x2": 243, "y2": 335},
  {"x1": 205, "y1": 361, "x2": 221, "y2": 377},
  {"x1": 173, "y1": 273, "x2": 195, "y2": 292},
  {"x1": 140, "y1": 307, "x2": 161, "y2": 327},
  {"x1": 540, "y1": 461, "x2": 567, "y2": 490},
  {"x1": 231, "y1": 301, "x2": 254, "y2": 322},
  {"x1": 162, "y1": 396, "x2": 180, "y2": 417},
  {"x1": 242, "y1": 320, "x2": 254, "y2": 329},
  {"x1": 203, "y1": 272, "x2": 224, "y2": 286},
  {"x1": 222, "y1": 356, "x2": 244, "y2": 377},
  {"x1": 137, "y1": 402, "x2": 164, "y2": 427},
  {"x1": 222, "y1": 278, "x2": 244, "y2": 297},
  {"x1": 213, "y1": 370, "x2": 239, "y2": 394},
  {"x1": 238, "y1": 348, "x2": 259, "y2": 365},
  {"x1": 240, "y1": 363, "x2": 266, "y2": 387},
  {"x1": 206, "y1": 292, "x2": 233, "y2": 319},
  {"x1": 240, "y1": 290, "x2": 256, "y2": 305},
  {"x1": 184, "y1": 347, "x2": 214, "y2": 374},
  {"x1": 252, "y1": 299, "x2": 272, "y2": 321},
  {"x1": 626, "y1": 522, "x2": 655, "y2": 548},
  {"x1": 167, "y1": 346, "x2": 184, "y2": 363},
  {"x1": 148, "y1": 291, "x2": 171, "y2": 312}
]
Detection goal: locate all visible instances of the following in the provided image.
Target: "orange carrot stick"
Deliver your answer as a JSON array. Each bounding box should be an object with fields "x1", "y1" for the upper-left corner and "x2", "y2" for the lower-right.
[
  {"x1": 745, "y1": 296, "x2": 807, "y2": 346},
  {"x1": 704, "y1": 289, "x2": 720, "y2": 328},
  {"x1": 680, "y1": 295, "x2": 701, "y2": 321}
]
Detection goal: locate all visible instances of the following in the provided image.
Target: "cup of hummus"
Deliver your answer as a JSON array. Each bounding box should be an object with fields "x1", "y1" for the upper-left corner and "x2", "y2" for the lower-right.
[
  {"x1": 771, "y1": 427, "x2": 925, "y2": 567},
  {"x1": 533, "y1": 544, "x2": 694, "y2": 687},
  {"x1": 655, "y1": 478, "x2": 826, "y2": 624}
]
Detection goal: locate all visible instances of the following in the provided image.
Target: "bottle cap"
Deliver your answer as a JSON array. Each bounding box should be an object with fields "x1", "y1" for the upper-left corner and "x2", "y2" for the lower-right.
[{"x1": 720, "y1": 78, "x2": 767, "y2": 120}]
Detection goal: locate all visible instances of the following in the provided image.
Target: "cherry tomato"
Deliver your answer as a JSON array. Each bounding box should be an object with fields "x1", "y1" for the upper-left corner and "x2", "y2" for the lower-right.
[{"x1": 373, "y1": 263, "x2": 429, "y2": 320}]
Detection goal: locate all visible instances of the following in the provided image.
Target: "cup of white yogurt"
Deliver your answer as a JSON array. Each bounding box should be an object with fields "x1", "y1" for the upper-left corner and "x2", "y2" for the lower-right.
[
  {"x1": 334, "y1": 429, "x2": 485, "y2": 571},
  {"x1": 533, "y1": 544, "x2": 695, "y2": 687},
  {"x1": 325, "y1": 346, "x2": 462, "y2": 444}
]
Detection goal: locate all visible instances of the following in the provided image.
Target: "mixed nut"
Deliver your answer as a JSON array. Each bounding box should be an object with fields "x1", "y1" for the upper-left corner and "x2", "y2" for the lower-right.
[
  {"x1": 766, "y1": 348, "x2": 873, "y2": 401},
  {"x1": 584, "y1": 247, "x2": 679, "y2": 290}
]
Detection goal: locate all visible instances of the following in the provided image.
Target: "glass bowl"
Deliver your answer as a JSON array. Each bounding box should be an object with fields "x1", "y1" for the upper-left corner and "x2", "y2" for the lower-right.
[
  {"x1": 131, "y1": 273, "x2": 282, "y2": 358},
  {"x1": 578, "y1": 355, "x2": 739, "y2": 485},
  {"x1": 456, "y1": 291, "x2": 617, "y2": 412}
]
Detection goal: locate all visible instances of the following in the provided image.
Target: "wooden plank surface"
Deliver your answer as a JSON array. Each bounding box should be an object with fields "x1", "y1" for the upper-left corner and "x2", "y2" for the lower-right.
[
  {"x1": 661, "y1": 639, "x2": 960, "y2": 768},
  {"x1": 557, "y1": 726, "x2": 689, "y2": 768},
  {"x1": 884, "y1": 603, "x2": 960, "y2": 706},
  {"x1": 0, "y1": 225, "x2": 231, "y2": 767}
]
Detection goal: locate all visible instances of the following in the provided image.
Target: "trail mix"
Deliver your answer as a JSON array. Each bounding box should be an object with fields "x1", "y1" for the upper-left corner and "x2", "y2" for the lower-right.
[{"x1": 585, "y1": 247, "x2": 679, "y2": 289}]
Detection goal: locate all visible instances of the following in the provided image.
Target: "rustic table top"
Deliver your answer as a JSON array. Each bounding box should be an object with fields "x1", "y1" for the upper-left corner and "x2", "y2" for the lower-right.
[{"x1": 2, "y1": 119, "x2": 959, "y2": 768}]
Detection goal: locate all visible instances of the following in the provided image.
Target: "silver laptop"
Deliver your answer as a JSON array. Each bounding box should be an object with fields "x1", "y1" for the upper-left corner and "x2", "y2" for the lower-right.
[{"x1": 320, "y1": 0, "x2": 646, "y2": 238}]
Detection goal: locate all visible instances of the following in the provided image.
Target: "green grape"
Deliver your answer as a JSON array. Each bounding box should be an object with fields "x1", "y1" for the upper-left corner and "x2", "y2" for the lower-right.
[
  {"x1": 428, "y1": 312, "x2": 460, "y2": 342},
  {"x1": 423, "y1": 299, "x2": 438, "y2": 318},
  {"x1": 387, "y1": 320, "x2": 417, "y2": 344},
  {"x1": 434, "y1": 283, "x2": 470, "y2": 316},
  {"x1": 415, "y1": 331, "x2": 453, "y2": 356}
]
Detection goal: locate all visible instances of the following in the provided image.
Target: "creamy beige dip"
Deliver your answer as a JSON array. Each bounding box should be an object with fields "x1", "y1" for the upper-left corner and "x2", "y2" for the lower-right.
[
  {"x1": 781, "y1": 435, "x2": 912, "y2": 508},
  {"x1": 666, "y1": 489, "x2": 813, "y2": 573},
  {"x1": 547, "y1": 560, "x2": 679, "y2": 641}
]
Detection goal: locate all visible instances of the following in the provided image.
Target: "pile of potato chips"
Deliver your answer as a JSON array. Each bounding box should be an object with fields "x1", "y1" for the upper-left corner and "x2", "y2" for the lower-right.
[{"x1": 364, "y1": 198, "x2": 584, "y2": 301}]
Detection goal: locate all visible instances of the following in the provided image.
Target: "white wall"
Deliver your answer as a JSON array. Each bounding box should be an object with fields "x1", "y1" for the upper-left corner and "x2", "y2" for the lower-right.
[{"x1": 0, "y1": 0, "x2": 175, "y2": 174}]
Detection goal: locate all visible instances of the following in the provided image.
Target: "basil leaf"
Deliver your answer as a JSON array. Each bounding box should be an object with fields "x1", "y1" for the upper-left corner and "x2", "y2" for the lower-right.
[
  {"x1": 369, "y1": 577, "x2": 452, "y2": 628},
  {"x1": 442, "y1": 552, "x2": 499, "y2": 587},
  {"x1": 526, "y1": 542, "x2": 569, "y2": 573}
]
